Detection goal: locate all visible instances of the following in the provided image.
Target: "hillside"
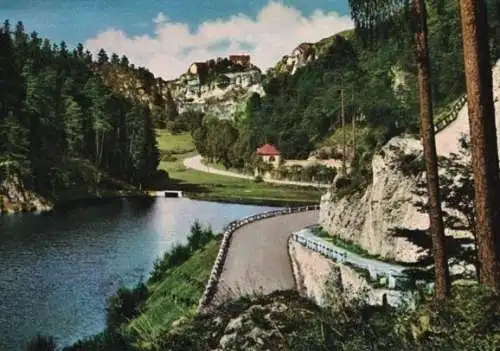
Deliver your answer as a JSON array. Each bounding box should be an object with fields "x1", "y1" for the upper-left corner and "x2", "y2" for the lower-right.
[
  {"x1": 0, "y1": 21, "x2": 160, "y2": 212},
  {"x1": 191, "y1": 0, "x2": 500, "y2": 182},
  {"x1": 97, "y1": 53, "x2": 265, "y2": 126}
]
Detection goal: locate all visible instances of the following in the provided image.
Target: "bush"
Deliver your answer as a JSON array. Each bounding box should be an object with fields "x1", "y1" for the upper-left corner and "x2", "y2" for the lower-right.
[
  {"x1": 106, "y1": 282, "x2": 148, "y2": 332},
  {"x1": 150, "y1": 244, "x2": 192, "y2": 283},
  {"x1": 187, "y1": 220, "x2": 214, "y2": 252},
  {"x1": 149, "y1": 221, "x2": 214, "y2": 283},
  {"x1": 398, "y1": 153, "x2": 425, "y2": 177},
  {"x1": 254, "y1": 175, "x2": 263, "y2": 183}
]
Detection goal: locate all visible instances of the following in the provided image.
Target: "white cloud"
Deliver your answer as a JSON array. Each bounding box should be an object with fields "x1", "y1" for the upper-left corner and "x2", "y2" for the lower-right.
[
  {"x1": 153, "y1": 12, "x2": 168, "y2": 24},
  {"x1": 84, "y1": 1, "x2": 353, "y2": 80}
]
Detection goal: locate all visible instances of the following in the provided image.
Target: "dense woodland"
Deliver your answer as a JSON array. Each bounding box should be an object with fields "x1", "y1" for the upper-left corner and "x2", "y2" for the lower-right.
[{"x1": 0, "y1": 21, "x2": 159, "y2": 201}]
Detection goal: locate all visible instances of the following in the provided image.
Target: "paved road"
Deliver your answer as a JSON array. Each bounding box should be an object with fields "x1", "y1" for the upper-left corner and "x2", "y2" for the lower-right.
[
  {"x1": 211, "y1": 210, "x2": 319, "y2": 306},
  {"x1": 435, "y1": 60, "x2": 500, "y2": 157},
  {"x1": 183, "y1": 155, "x2": 330, "y2": 188}
]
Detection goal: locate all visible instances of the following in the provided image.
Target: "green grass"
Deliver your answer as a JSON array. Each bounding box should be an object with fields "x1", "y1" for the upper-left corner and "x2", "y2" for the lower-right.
[
  {"x1": 155, "y1": 130, "x2": 195, "y2": 155},
  {"x1": 155, "y1": 130, "x2": 322, "y2": 205},
  {"x1": 127, "y1": 239, "x2": 220, "y2": 349}
]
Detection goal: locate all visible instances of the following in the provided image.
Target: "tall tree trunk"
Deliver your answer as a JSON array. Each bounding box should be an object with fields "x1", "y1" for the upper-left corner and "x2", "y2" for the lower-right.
[
  {"x1": 458, "y1": 0, "x2": 500, "y2": 290},
  {"x1": 413, "y1": 0, "x2": 451, "y2": 299}
]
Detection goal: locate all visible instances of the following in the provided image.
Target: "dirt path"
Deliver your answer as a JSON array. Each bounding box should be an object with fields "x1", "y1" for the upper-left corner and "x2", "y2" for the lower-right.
[{"x1": 183, "y1": 155, "x2": 330, "y2": 188}]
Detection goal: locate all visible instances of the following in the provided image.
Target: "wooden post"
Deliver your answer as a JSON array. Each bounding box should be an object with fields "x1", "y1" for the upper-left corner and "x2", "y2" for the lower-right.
[
  {"x1": 341, "y1": 89, "x2": 346, "y2": 174},
  {"x1": 352, "y1": 91, "x2": 356, "y2": 163}
]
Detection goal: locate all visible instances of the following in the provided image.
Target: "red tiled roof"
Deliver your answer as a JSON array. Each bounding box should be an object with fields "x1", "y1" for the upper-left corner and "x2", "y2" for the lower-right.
[{"x1": 256, "y1": 144, "x2": 280, "y2": 156}]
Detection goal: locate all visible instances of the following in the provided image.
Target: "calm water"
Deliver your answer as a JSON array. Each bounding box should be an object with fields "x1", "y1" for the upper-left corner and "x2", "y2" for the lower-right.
[{"x1": 0, "y1": 197, "x2": 275, "y2": 350}]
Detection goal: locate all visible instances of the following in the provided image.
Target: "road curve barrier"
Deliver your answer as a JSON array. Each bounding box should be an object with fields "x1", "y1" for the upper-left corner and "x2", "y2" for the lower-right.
[
  {"x1": 434, "y1": 95, "x2": 467, "y2": 133},
  {"x1": 197, "y1": 204, "x2": 320, "y2": 313}
]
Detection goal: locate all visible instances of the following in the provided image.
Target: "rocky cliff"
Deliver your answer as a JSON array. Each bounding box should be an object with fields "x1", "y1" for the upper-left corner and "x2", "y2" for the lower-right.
[
  {"x1": 0, "y1": 176, "x2": 52, "y2": 214},
  {"x1": 165, "y1": 68, "x2": 264, "y2": 119},
  {"x1": 288, "y1": 239, "x2": 397, "y2": 307},
  {"x1": 319, "y1": 60, "x2": 500, "y2": 264},
  {"x1": 271, "y1": 30, "x2": 355, "y2": 75},
  {"x1": 99, "y1": 57, "x2": 265, "y2": 121}
]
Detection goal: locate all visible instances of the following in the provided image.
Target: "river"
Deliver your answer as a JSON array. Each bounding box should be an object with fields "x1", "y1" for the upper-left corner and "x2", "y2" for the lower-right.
[{"x1": 0, "y1": 197, "x2": 276, "y2": 350}]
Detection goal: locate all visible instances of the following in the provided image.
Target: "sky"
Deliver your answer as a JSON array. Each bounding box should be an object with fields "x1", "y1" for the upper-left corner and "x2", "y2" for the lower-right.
[{"x1": 2, "y1": 0, "x2": 353, "y2": 79}]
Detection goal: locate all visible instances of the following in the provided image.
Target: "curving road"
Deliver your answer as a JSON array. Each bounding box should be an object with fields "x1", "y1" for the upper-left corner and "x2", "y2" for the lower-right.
[
  {"x1": 435, "y1": 60, "x2": 500, "y2": 157},
  {"x1": 183, "y1": 155, "x2": 330, "y2": 188},
  {"x1": 211, "y1": 210, "x2": 319, "y2": 307}
]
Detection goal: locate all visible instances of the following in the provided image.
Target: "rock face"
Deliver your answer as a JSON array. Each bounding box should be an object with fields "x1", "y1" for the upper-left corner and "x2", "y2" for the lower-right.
[
  {"x1": 275, "y1": 42, "x2": 317, "y2": 75},
  {"x1": 164, "y1": 69, "x2": 264, "y2": 119},
  {"x1": 289, "y1": 240, "x2": 395, "y2": 306},
  {"x1": 272, "y1": 33, "x2": 353, "y2": 76},
  {"x1": 0, "y1": 177, "x2": 52, "y2": 214},
  {"x1": 320, "y1": 137, "x2": 427, "y2": 263},
  {"x1": 319, "y1": 60, "x2": 500, "y2": 263},
  {"x1": 99, "y1": 58, "x2": 265, "y2": 121}
]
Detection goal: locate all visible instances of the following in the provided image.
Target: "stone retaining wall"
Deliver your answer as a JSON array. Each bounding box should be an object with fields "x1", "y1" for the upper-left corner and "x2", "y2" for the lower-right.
[
  {"x1": 197, "y1": 204, "x2": 320, "y2": 313},
  {"x1": 289, "y1": 231, "x2": 416, "y2": 308}
]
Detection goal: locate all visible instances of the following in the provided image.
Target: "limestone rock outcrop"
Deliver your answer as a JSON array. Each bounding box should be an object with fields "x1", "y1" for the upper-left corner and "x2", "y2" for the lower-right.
[
  {"x1": 98, "y1": 58, "x2": 265, "y2": 120},
  {"x1": 288, "y1": 240, "x2": 400, "y2": 306},
  {"x1": 164, "y1": 69, "x2": 264, "y2": 119},
  {"x1": 319, "y1": 60, "x2": 500, "y2": 263},
  {"x1": 0, "y1": 176, "x2": 52, "y2": 214}
]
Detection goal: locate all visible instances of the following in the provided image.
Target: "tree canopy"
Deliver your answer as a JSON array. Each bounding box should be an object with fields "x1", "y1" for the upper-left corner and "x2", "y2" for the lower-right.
[{"x1": 0, "y1": 20, "x2": 159, "y2": 200}]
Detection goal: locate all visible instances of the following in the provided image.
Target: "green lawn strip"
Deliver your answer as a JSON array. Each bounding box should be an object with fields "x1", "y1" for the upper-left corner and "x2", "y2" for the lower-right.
[
  {"x1": 155, "y1": 130, "x2": 195, "y2": 155},
  {"x1": 127, "y1": 239, "x2": 220, "y2": 347}
]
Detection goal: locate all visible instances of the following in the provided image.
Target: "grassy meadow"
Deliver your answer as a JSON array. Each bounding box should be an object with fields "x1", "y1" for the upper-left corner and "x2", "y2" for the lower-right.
[{"x1": 155, "y1": 130, "x2": 322, "y2": 206}]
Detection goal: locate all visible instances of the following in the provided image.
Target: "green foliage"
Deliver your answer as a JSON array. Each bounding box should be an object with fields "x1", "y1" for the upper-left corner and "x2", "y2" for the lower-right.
[
  {"x1": 155, "y1": 286, "x2": 499, "y2": 351},
  {"x1": 149, "y1": 221, "x2": 214, "y2": 283},
  {"x1": 188, "y1": 0, "x2": 500, "y2": 175},
  {"x1": 106, "y1": 282, "x2": 149, "y2": 333},
  {"x1": 25, "y1": 334, "x2": 56, "y2": 351},
  {"x1": 0, "y1": 20, "x2": 160, "y2": 201},
  {"x1": 397, "y1": 152, "x2": 425, "y2": 177},
  {"x1": 192, "y1": 117, "x2": 239, "y2": 168},
  {"x1": 186, "y1": 220, "x2": 214, "y2": 252}
]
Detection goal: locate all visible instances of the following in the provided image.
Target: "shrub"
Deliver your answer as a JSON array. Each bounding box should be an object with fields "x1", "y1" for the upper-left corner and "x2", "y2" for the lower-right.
[
  {"x1": 106, "y1": 282, "x2": 149, "y2": 332},
  {"x1": 187, "y1": 220, "x2": 214, "y2": 252},
  {"x1": 254, "y1": 175, "x2": 263, "y2": 183},
  {"x1": 150, "y1": 221, "x2": 214, "y2": 283},
  {"x1": 398, "y1": 153, "x2": 425, "y2": 177}
]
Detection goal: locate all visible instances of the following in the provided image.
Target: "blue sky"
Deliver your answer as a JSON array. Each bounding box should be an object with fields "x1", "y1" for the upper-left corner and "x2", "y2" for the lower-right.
[{"x1": 2, "y1": 0, "x2": 353, "y2": 79}]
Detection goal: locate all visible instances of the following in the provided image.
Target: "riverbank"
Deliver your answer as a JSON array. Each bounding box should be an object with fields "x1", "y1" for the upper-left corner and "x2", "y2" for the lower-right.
[{"x1": 60, "y1": 223, "x2": 222, "y2": 350}]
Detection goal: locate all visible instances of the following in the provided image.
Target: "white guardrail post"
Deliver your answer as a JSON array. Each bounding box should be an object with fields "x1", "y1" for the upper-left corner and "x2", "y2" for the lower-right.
[{"x1": 197, "y1": 203, "x2": 320, "y2": 313}]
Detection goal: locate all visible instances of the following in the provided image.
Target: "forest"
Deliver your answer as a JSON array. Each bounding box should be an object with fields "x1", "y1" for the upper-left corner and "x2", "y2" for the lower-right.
[{"x1": 0, "y1": 20, "x2": 160, "y2": 203}]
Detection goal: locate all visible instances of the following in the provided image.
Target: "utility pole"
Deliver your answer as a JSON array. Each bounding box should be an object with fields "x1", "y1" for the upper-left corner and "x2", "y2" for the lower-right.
[
  {"x1": 341, "y1": 89, "x2": 346, "y2": 174},
  {"x1": 352, "y1": 91, "x2": 356, "y2": 164}
]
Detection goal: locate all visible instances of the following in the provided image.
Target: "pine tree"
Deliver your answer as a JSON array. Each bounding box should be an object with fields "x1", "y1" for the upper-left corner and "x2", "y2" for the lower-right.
[
  {"x1": 110, "y1": 53, "x2": 120, "y2": 65},
  {"x1": 97, "y1": 48, "x2": 109, "y2": 65}
]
